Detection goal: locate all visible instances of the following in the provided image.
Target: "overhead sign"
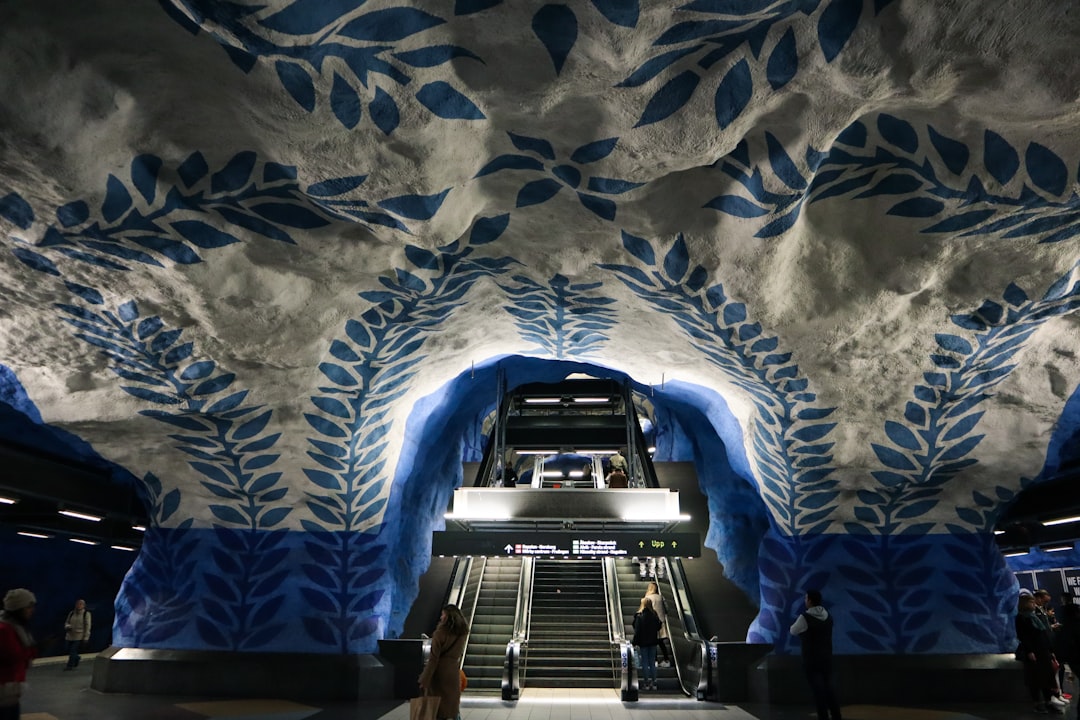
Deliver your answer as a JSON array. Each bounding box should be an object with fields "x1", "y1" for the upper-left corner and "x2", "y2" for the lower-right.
[{"x1": 431, "y1": 531, "x2": 700, "y2": 558}]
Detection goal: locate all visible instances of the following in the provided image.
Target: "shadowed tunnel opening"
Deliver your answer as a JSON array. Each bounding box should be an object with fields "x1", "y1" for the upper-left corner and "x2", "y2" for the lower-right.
[{"x1": 382, "y1": 355, "x2": 771, "y2": 638}]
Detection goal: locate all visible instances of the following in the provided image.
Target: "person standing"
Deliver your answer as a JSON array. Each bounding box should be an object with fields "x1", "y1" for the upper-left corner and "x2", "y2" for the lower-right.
[
  {"x1": 1018, "y1": 592, "x2": 1063, "y2": 714},
  {"x1": 0, "y1": 588, "x2": 37, "y2": 720},
  {"x1": 418, "y1": 604, "x2": 469, "y2": 720},
  {"x1": 632, "y1": 597, "x2": 662, "y2": 691},
  {"x1": 790, "y1": 589, "x2": 842, "y2": 720},
  {"x1": 63, "y1": 599, "x2": 91, "y2": 670},
  {"x1": 609, "y1": 449, "x2": 628, "y2": 475},
  {"x1": 643, "y1": 582, "x2": 674, "y2": 668}
]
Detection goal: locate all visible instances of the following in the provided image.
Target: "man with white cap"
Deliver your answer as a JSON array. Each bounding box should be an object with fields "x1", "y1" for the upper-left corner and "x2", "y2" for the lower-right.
[{"x1": 0, "y1": 588, "x2": 37, "y2": 719}]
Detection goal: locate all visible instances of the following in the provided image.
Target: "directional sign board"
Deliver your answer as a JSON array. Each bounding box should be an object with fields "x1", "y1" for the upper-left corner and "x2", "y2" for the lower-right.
[{"x1": 431, "y1": 531, "x2": 700, "y2": 558}]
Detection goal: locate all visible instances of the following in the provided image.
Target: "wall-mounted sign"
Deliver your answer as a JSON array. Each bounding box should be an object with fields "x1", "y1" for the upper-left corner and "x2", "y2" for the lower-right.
[{"x1": 431, "y1": 531, "x2": 700, "y2": 558}]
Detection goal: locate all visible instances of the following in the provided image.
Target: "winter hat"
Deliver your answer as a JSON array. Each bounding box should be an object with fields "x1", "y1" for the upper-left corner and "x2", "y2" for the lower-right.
[{"x1": 3, "y1": 588, "x2": 36, "y2": 611}]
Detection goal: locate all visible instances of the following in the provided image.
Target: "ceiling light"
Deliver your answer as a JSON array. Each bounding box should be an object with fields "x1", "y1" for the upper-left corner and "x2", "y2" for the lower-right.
[
  {"x1": 1043, "y1": 544, "x2": 1074, "y2": 553},
  {"x1": 993, "y1": 530, "x2": 1004, "y2": 535},
  {"x1": 69, "y1": 538, "x2": 99, "y2": 546},
  {"x1": 524, "y1": 398, "x2": 562, "y2": 404},
  {"x1": 576, "y1": 449, "x2": 617, "y2": 454},
  {"x1": 1042, "y1": 515, "x2": 1080, "y2": 527},
  {"x1": 17, "y1": 531, "x2": 51, "y2": 539},
  {"x1": 516, "y1": 450, "x2": 558, "y2": 455},
  {"x1": 648, "y1": 446, "x2": 656, "y2": 453},
  {"x1": 568, "y1": 471, "x2": 583, "y2": 478},
  {"x1": 574, "y1": 397, "x2": 610, "y2": 403},
  {"x1": 59, "y1": 509, "x2": 103, "y2": 522},
  {"x1": 0, "y1": 495, "x2": 18, "y2": 505},
  {"x1": 542, "y1": 471, "x2": 565, "y2": 477},
  {"x1": 1004, "y1": 551, "x2": 1029, "y2": 558},
  {"x1": 132, "y1": 524, "x2": 147, "y2": 532},
  {"x1": 110, "y1": 545, "x2": 137, "y2": 552}
]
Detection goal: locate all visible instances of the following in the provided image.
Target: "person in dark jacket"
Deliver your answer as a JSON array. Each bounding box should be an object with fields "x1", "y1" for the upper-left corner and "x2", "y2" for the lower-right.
[
  {"x1": 633, "y1": 597, "x2": 662, "y2": 691},
  {"x1": 789, "y1": 589, "x2": 841, "y2": 720},
  {"x1": 0, "y1": 588, "x2": 37, "y2": 720},
  {"x1": 418, "y1": 604, "x2": 469, "y2": 720},
  {"x1": 1018, "y1": 592, "x2": 1063, "y2": 714}
]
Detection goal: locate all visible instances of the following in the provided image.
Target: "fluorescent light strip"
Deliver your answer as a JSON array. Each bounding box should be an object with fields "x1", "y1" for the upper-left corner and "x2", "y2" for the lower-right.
[
  {"x1": 132, "y1": 525, "x2": 147, "y2": 532},
  {"x1": 568, "y1": 471, "x2": 583, "y2": 478},
  {"x1": 1004, "y1": 551, "x2": 1029, "y2": 558},
  {"x1": 993, "y1": 530, "x2": 1005, "y2": 535},
  {"x1": 110, "y1": 545, "x2": 137, "y2": 552},
  {"x1": 1043, "y1": 545, "x2": 1074, "y2": 553},
  {"x1": 1042, "y1": 515, "x2": 1080, "y2": 527},
  {"x1": 648, "y1": 446, "x2": 656, "y2": 453},
  {"x1": 524, "y1": 398, "x2": 562, "y2": 404},
  {"x1": 0, "y1": 496, "x2": 17, "y2": 505},
  {"x1": 574, "y1": 397, "x2": 610, "y2": 403},
  {"x1": 69, "y1": 538, "x2": 99, "y2": 546},
  {"x1": 59, "y1": 510, "x2": 103, "y2": 522},
  {"x1": 576, "y1": 449, "x2": 617, "y2": 455},
  {"x1": 542, "y1": 471, "x2": 565, "y2": 477},
  {"x1": 516, "y1": 450, "x2": 558, "y2": 455},
  {"x1": 17, "y1": 531, "x2": 50, "y2": 539}
]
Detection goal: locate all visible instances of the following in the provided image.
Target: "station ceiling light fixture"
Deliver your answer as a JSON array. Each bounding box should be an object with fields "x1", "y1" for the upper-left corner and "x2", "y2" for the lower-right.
[
  {"x1": 1042, "y1": 544, "x2": 1075, "y2": 553},
  {"x1": 1004, "y1": 550, "x2": 1030, "y2": 557},
  {"x1": 1042, "y1": 515, "x2": 1080, "y2": 527},
  {"x1": 110, "y1": 545, "x2": 137, "y2": 552},
  {"x1": 132, "y1": 524, "x2": 147, "y2": 532},
  {"x1": 16, "y1": 530, "x2": 51, "y2": 539},
  {"x1": 58, "y1": 509, "x2": 104, "y2": 522},
  {"x1": 0, "y1": 495, "x2": 18, "y2": 505},
  {"x1": 69, "y1": 538, "x2": 99, "y2": 546}
]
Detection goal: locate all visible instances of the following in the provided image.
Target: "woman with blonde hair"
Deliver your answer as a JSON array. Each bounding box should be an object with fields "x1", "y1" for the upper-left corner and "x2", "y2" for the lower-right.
[
  {"x1": 419, "y1": 604, "x2": 470, "y2": 720},
  {"x1": 644, "y1": 581, "x2": 674, "y2": 668},
  {"x1": 633, "y1": 597, "x2": 662, "y2": 690}
]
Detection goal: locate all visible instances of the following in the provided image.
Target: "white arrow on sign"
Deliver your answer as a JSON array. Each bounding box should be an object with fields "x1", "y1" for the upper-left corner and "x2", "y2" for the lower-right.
[{"x1": 505, "y1": 544, "x2": 514, "y2": 553}]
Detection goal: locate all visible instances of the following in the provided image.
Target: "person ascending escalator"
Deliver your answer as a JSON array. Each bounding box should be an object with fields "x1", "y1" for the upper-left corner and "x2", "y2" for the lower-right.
[{"x1": 644, "y1": 582, "x2": 674, "y2": 668}]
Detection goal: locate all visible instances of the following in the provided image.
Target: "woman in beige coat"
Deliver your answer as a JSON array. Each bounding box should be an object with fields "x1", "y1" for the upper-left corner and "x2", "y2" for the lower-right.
[
  {"x1": 644, "y1": 582, "x2": 674, "y2": 667},
  {"x1": 418, "y1": 604, "x2": 469, "y2": 720}
]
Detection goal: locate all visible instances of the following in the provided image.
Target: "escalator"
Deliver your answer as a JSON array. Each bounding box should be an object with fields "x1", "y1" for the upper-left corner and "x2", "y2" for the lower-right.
[
  {"x1": 613, "y1": 558, "x2": 678, "y2": 691},
  {"x1": 524, "y1": 560, "x2": 612, "y2": 687},
  {"x1": 462, "y1": 557, "x2": 522, "y2": 691}
]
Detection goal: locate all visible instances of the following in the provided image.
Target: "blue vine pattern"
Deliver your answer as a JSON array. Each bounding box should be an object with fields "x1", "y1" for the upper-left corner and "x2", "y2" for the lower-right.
[
  {"x1": 707, "y1": 115, "x2": 1080, "y2": 242},
  {"x1": 297, "y1": 213, "x2": 515, "y2": 650},
  {"x1": 621, "y1": 0, "x2": 894, "y2": 128},
  {"x1": 600, "y1": 231, "x2": 838, "y2": 535},
  {"x1": 475, "y1": 133, "x2": 643, "y2": 221},
  {"x1": 500, "y1": 273, "x2": 616, "y2": 359},
  {"x1": 160, "y1": 0, "x2": 487, "y2": 131}
]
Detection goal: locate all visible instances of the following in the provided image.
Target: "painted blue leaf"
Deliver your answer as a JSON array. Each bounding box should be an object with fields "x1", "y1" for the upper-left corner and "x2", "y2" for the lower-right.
[
  {"x1": 618, "y1": 45, "x2": 701, "y2": 88},
  {"x1": 469, "y1": 214, "x2": 510, "y2": 245},
  {"x1": 704, "y1": 195, "x2": 768, "y2": 217},
  {"x1": 378, "y1": 189, "x2": 450, "y2": 220},
  {"x1": 508, "y1": 132, "x2": 556, "y2": 160},
  {"x1": 754, "y1": 206, "x2": 802, "y2": 238},
  {"x1": 64, "y1": 282, "x2": 103, "y2": 304},
  {"x1": 131, "y1": 154, "x2": 163, "y2": 204},
  {"x1": 308, "y1": 176, "x2": 367, "y2": 197},
  {"x1": 11, "y1": 248, "x2": 60, "y2": 276},
  {"x1": 192, "y1": 373, "x2": 234, "y2": 396},
  {"x1": 621, "y1": 231, "x2": 655, "y2": 265},
  {"x1": 927, "y1": 126, "x2": 969, "y2": 175},
  {"x1": 887, "y1": 197, "x2": 944, "y2": 218},
  {"x1": 855, "y1": 174, "x2": 922, "y2": 198},
  {"x1": 205, "y1": 391, "x2": 248, "y2": 415},
  {"x1": 636, "y1": 69, "x2": 700, "y2": 128},
  {"x1": 590, "y1": 0, "x2": 638, "y2": 26},
  {"x1": 1002, "y1": 212, "x2": 1080, "y2": 239},
  {"x1": 393, "y1": 44, "x2": 481, "y2": 68},
  {"x1": 275, "y1": 61, "x2": 316, "y2": 113},
  {"x1": 1026, "y1": 142, "x2": 1069, "y2": 196},
  {"x1": 872, "y1": 443, "x2": 916, "y2": 471},
  {"x1": 921, "y1": 209, "x2": 995, "y2": 234},
  {"x1": 233, "y1": 410, "x2": 272, "y2": 441},
  {"x1": 475, "y1": 154, "x2": 546, "y2": 178},
  {"x1": 211, "y1": 152, "x2": 257, "y2": 195},
  {"x1": 877, "y1": 114, "x2": 917, "y2": 153},
  {"x1": 130, "y1": 235, "x2": 201, "y2": 264},
  {"x1": 180, "y1": 361, "x2": 214, "y2": 381},
  {"x1": 723, "y1": 303, "x2": 746, "y2": 324},
  {"x1": 935, "y1": 333, "x2": 972, "y2": 354},
  {"x1": 330, "y1": 73, "x2": 361, "y2": 129},
  {"x1": 302, "y1": 616, "x2": 336, "y2": 646},
  {"x1": 791, "y1": 424, "x2": 835, "y2": 443},
  {"x1": 571, "y1": 138, "x2": 618, "y2": 164},
  {"x1": 304, "y1": 412, "x2": 348, "y2": 439},
  {"x1": 208, "y1": 504, "x2": 247, "y2": 525},
  {"x1": 939, "y1": 434, "x2": 984, "y2": 462},
  {"x1": 56, "y1": 201, "x2": 89, "y2": 228},
  {"x1": 663, "y1": 235, "x2": 689, "y2": 281},
  {"x1": 101, "y1": 175, "x2": 133, "y2": 222},
  {"x1": 533, "y1": 4, "x2": 578, "y2": 75},
  {"x1": 340, "y1": 8, "x2": 445, "y2": 41},
  {"x1": 369, "y1": 86, "x2": 400, "y2": 135},
  {"x1": 416, "y1": 81, "x2": 485, "y2": 120},
  {"x1": 455, "y1": 0, "x2": 501, "y2": 13},
  {"x1": 404, "y1": 245, "x2": 439, "y2": 270},
  {"x1": 818, "y1": 0, "x2": 861, "y2": 61},
  {"x1": 171, "y1": 220, "x2": 240, "y2": 249},
  {"x1": 263, "y1": 163, "x2": 297, "y2": 183},
  {"x1": 984, "y1": 130, "x2": 1019, "y2": 185},
  {"x1": 766, "y1": 27, "x2": 797, "y2": 90},
  {"x1": 517, "y1": 179, "x2": 562, "y2": 208},
  {"x1": 895, "y1": 499, "x2": 938, "y2": 519},
  {"x1": 319, "y1": 362, "x2": 358, "y2": 387},
  {"x1": 929, "y1": 354, "x2": 960, "y2": 369},
  {"x1": 1043, "y1": 270, "x2": 1075, "y2": 301},
  {"x1": 250, "y1": 203, "x2": 330, "y2": 229},
  {"x1": 122, "y1": 385, "x2": 180, "y2": 405},
  {"x1": 577, "y1": 192, "x2": 615, "y2": 220},
  {"x1": 259, "y1": 0, "x2": 365, "y2": 34},
  {"x1": 714, "y1": 59, "x2": 752, "y2": 130},
  {"x1": 551, "y1": 164, "x2": 581, "y2": 188},
  {"x1": 765, "y1": 132, "x2": 806, "y2": 190},
  {"x1": 177, "y1": 151, "x2": 209, "y2": 188},
  {"x1": 942, "y1": 411, "x2": 984, "y2": 443},
  {"x1": 835, "y1": 120, "x2": 867, "y2": 148}
]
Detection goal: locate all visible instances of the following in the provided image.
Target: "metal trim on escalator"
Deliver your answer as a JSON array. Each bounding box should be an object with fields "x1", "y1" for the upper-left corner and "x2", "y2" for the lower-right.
[{"x1": 501, "y1": 556, "x2": 533, "y2": 701}]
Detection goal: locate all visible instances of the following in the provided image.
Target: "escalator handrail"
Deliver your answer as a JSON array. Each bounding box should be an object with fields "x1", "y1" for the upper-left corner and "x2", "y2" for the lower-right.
[
  {"x1": 664, "y1": 557, "x2": 709, "y2": 699},
  {"x1": 445, "y1": 556, "x2": 474, "y2": 610},
  {"x1": 603, "y1": 558, "x2": 637, "y2": 700},
  {"x1": 502, "y1": 557, "x2": 533, "y2": 701}
]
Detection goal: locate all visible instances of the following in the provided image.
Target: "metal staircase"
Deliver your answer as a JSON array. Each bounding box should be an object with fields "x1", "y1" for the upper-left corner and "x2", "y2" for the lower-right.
[
  {"x1": 462, "y1": 557, "x2": 522, "y2": 691},
  {"x1": 525, "y1": 559, "x2": 613, "y2": 687}
]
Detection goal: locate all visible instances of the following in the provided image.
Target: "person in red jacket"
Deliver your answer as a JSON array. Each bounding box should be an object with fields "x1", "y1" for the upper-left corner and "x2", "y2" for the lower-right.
[{"x1": 0, "y1": 588, "x2": 37, "y2": 720}]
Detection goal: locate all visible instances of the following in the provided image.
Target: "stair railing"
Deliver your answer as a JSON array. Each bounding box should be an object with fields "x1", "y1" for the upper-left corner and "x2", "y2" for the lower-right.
[
  {"x1": 501, "y1": 556, "x2": 534, "y2": 701},
  {"x1": 662, "y1": 557, "x2": 709, "y2": 699},
  {"x1": 602, "y1": 557, "x2": 638, "y2": 701}
]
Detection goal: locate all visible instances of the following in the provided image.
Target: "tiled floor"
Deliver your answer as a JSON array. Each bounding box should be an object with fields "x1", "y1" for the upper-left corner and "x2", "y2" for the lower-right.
[{"x1": 19, "y1": 655, "x2": 1080, "y2": 720}]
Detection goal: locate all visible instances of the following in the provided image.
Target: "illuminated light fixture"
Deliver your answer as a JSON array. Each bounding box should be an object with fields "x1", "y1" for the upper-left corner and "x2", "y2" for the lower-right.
[
  {"x1": 568, "y1": 471, "x2": 584, "y2": 478},
  {"x1": 17, "y1": 531, "x2": 51, "y2": 539},
  {"x1": 132, "y1": 524, "x2": 147, "y2": 532},
  {"x1": 576, "y1": 449, "x2": 617, "y2": 455},
  {"x1": 516, "y1": 450, "x2": 558, "y2": 455},
  {"x1": 993, "y1": 530, "x2": 1005, "y2": 535},
  {"x1": 0, "y1": 495, "x2": 17, "y2": 505},
  {"x1": 110, "y1": 545, "x2": 137, "y2": 552},
  {"x1": 678, "y1": 514, "x2": 691, "y2": 521},
  {"x1": 542, "y1": 471, "x2": 565, "y2": 478},
  {"x1": 524, "y1": 398, "x2": 562, "y2": 404},
  {"x1": 59, "y1": 509, "x2": 103, "y2": 522},
  {"x1": 69, "y1": 538, "x2": 99, "y2": 546},
  {"x1": 1043, "y1": 544, "x2": 1074, "y2": 553},
  {"x1": 1004, "y1": 551, "x2": 1029, "y2": 558},
  {"x1": 648, "y1": 447, "x2": 656, "y2": 453},
  {"x1": 574, "y1": 397, "x2": 610, "y2": 403},
  {"x1": 1042, "y1": 515, "x2": 1080, "y2": 527}
]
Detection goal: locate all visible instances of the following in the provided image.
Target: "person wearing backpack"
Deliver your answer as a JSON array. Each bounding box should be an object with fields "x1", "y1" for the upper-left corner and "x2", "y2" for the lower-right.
[
  {"x1": 790, "y1": 589, "x2": 842, "y2": 720},
  {"x1": 1017, "y1": 592, "x2": 1061, "y2": 714},
  {"x1": 63, "y1": 599, "x2": 91, "y2": 671}
]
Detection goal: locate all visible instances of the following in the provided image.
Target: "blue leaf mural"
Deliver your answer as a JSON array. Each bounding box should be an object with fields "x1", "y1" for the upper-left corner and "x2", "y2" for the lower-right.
[{"x1": 500, "y1": 274, "x2": 617, "y2": 359}]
